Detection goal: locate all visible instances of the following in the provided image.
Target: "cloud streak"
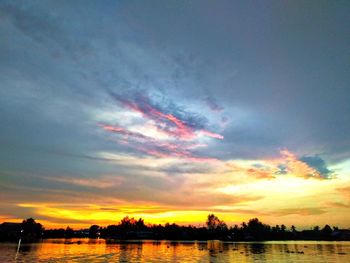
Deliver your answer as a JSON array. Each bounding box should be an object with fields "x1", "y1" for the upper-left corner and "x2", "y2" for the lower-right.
[
  {"x1": 99, "y1": 91, "x2": 224, "y2": 162},
  {"x1": 101, "y1": 124, "x2": 219, "y2": 162},
  {"x1": 108, "y1": 91, "x2": 223, "y2": 141}
]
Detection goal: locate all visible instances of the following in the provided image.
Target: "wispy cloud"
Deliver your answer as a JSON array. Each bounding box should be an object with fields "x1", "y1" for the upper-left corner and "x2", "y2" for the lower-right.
[
  {"x1": 271, "y1": 207, "x2": 327, "y2": 216},
  {"x1": 324, "y1": 201, "x2": 350, "y2": 209},
  {"x1": 336, "y1": 186, "x2": 350, "y2": 199},
  {"x1": 46, "y1": 175, "x2": 124, "y2": 189},
  {"x1": 204, "y1": 96, "x2": 224, "y2": 112},
  {"x1": 107, "y1": 91, "x2": 223, "y2": 140},
  {"x1": 99, "y1": 91, "x2": 224, "y2": 162}
]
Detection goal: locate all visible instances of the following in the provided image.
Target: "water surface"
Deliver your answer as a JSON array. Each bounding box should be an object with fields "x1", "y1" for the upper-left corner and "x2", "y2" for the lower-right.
[{"x1": 1, "y1": 239, "x2": 349, "y2": 262}]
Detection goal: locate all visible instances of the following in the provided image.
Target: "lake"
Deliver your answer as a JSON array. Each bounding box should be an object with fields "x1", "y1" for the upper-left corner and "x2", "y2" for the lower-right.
[{"x1": 0, "y1": 239, "x2": 349, "y2": 262}]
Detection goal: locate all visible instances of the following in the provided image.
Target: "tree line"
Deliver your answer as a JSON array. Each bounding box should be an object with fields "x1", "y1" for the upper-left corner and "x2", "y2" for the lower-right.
[{"x1": 1, "y1": 214, "x2": 349, "y2": 242}]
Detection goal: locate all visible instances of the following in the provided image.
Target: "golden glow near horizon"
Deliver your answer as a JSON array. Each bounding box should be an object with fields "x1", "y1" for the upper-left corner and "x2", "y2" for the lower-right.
[{"x1": 2, "y1": 149, "x2": 348, "y2": 229}]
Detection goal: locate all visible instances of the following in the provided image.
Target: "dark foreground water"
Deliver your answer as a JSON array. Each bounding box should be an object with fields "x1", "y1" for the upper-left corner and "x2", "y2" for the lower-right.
[{"x1": 0, "y1": 239, "x2": 349, "y2": 262}]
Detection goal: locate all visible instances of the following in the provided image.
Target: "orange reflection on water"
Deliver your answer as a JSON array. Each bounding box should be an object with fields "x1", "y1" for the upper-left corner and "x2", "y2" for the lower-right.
[{"x1": 6, "y1": 239, "x2": 350, "y2": 263}]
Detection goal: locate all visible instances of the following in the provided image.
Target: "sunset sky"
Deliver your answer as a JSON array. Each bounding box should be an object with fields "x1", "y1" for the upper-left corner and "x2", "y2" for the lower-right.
[{"x1": 0, "y1": 1, "x2": 349, "y2": 229}]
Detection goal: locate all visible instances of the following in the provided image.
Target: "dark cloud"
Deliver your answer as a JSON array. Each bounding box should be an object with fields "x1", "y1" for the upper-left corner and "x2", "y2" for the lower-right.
[
  {"x1": 204, "y1": 96, "x2": 224, "y2": 112},
  {"x1": 1, "y1": 0, "x2": 349, "y2": 164},
  {"x1": 108, "y1": 90, "x2": 208, "y2": 132},
  {"x1": 299, "y1": 155, "x2": 334, "y2": 179}
]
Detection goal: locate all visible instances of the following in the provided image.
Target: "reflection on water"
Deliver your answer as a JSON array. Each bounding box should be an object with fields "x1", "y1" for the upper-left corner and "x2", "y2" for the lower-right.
[{"x1": 0, "y1": 239, "x2": 349, "y2": 262}]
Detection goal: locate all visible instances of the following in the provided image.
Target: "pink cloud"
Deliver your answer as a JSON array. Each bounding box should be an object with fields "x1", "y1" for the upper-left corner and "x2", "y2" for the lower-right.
[
  {"x1": 102, "y1": 92, "x2": 225, "y2": 161},
  {"x1": 149, "y1": 107, "x2": 196, "y2": 140},
  {"x1": 199, "y1": 130, "x2": 224, "y2": 140},
  {"x1": 108, "y1": 91, "x2": 223, "y2": 141},
  {"x1": 101, "y1": 125, "x2": 149, "y2": 140},
  {"x1": 101, "y1": 124, "x2": 219, "y2": 163}
]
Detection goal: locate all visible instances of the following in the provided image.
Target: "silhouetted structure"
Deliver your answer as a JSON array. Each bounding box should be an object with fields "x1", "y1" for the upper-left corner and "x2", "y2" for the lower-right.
[{"x1": 0, "y1": 218, "x2": 43, "y2": 242}]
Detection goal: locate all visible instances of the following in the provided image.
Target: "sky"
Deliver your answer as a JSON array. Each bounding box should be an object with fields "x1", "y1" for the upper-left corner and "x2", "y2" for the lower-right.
[{"x1": 0, "y1": 0, "x2": 349, "y2": 229}]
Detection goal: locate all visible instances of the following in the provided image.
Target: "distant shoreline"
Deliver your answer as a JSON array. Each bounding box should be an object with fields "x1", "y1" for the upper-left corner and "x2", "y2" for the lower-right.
[{"x1": 1, "y1": 216, "x2": 349, "y2": 243}]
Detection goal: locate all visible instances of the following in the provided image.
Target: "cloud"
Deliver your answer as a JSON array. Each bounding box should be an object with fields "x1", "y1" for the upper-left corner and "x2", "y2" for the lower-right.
[
  {"x1": 324, "y1": 201, "x2": 350, "y2": 209},
  {"x1": 102, "y1": 125, "x2": 150, "y2": 140},
  {"x1": 271, "y1": 207, "x2": 327, "y2": 216},
  {"x1": 225, "y1": 150, "x2": 336, "y2": 181},
  {"x1": 99, "y1": 91, "x2": 224, "y2": 162},
  {"x1": 226, "y1": 162, "x2": 276, "y2": 180},
  {"x1": 45, "y1": 175, "x2": 124, "y2": 189},
  {"x1": 276, "y1": 150, "x2": 333, "y2": 180},
  {"x1": 208, "y1": 208, "x2": 268, "y2": 215},
  {"x1": 198, "y1": 130, "x2": 224, "y2": 140},
  {"x1": 299, "y1": 155, "x2": 334, "y2": 179},
  {"x1": 107, "y1": 90, "x2": 223, "y2": 140},
  {"x1": 246, "y1": 168, "x2": 276, "y2": 180},
  {"x1": 158, "y1": 162, "x2": 215, "y2": 175},
  {"x1": 336, "y1": 186, "x2": 350, "y2": 199},
  {"x1": 101, "y1": 124, "x2": 219, "y2": 162},
  {"x1": 204, "y1": 96, "x2": 224, "y2": 112},
  {"x1": 164, "y1": 193, "x2": 263, "y2": 208}
]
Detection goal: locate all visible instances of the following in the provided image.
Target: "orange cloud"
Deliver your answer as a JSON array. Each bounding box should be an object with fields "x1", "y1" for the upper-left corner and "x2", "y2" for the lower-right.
[{"x1": 277, "y1": 150, "x2": 328, "y2": 179}]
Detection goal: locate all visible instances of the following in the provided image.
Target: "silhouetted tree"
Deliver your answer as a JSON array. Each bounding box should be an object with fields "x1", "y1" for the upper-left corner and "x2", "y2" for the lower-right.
[
  {"x1": 205, "y1": 214, "x2": 228, "y2": 239},
  {"x1": 135, "y1": 218, "x2": 146, "y2": 230},
  {"x1": 291, "y1": 225, "x2": 296, "y2": 232},
  {"x1": 246, "y1": 218, "x2": 269, "y2": 240},
  {"x1": 3, "y1": 216, "x2": 349, "y2": 242},
  {"x1": 89, "y1": 225, "x2": 100, "y2": 238},
  {"x1": 21, "y1": 218, "x2": 43, "y2": 240},
  {"x1": 43, "y1": 228, "x2": 65, "y2": 238},
  {"x1": 65, "y1": 226, "x2": 74, "y2": 238},
  {"x1": 321, "y1": 225, "x2": 332, "y2": 239},
  {"x1": 281, "y1": 224, "x2": 286, "y2": 232},
  {"x1": 206, "y1": 214, "x2": 227, "y2": 231}
]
